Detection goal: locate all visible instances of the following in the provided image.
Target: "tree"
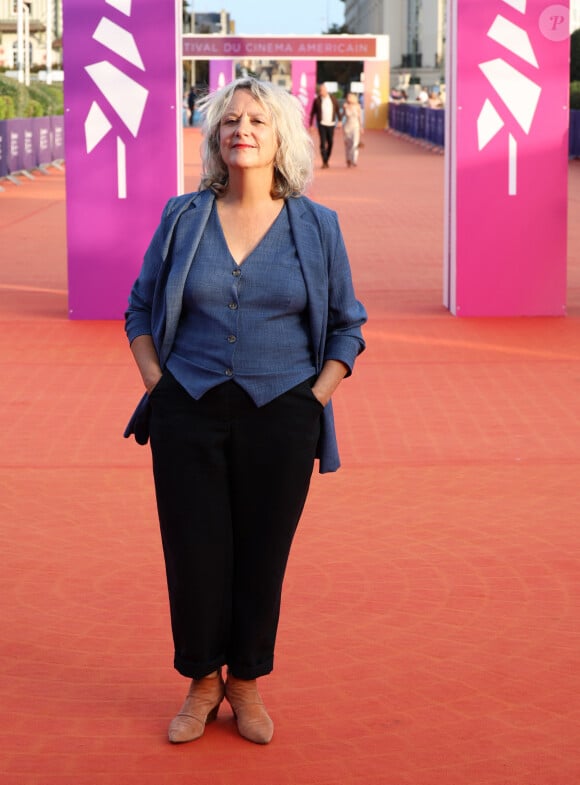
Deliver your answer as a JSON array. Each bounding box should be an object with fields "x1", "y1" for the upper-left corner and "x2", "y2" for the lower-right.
[
  {"x1": 182, "y1": 0, "x2": 192, "y2": 34},
  {"x1": 324, "y1": 23, "x2": 351, "y2": 34}
]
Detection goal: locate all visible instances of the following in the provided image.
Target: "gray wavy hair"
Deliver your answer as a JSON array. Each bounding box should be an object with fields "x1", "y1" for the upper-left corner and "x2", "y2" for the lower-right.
[{"x1": 197, "y1": 77, "x2": 314, "y2": 198}]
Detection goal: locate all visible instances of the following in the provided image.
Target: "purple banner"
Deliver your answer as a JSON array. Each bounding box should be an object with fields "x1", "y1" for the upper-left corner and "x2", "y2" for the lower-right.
[
  {"x1": 1, "y1": 117, "x2": 63, "y2": 174},
  {"x1": 571, "y1": 109, "x2": 580, "y2": 158},
  {"x1": 63, "y1": 0, "x2": 182, "y2": 319},
  {"x1": 50, "y1": 115, "x2": 65, "y2": 160},
  {"x1": 32, "y1": 116, "x2": 52, "y2": 165},
  {"x1": 6, "y1": 119, "x2": 23, "y2": 173},
  {"x1": 0, "y1": 121, "x2": 7, "y2": 178},
  {"x1": 20, "y1": 119, "x2": 35, "y2": 171}
]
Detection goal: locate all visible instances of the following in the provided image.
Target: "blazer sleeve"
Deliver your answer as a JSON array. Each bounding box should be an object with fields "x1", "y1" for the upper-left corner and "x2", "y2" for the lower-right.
[
  {"x1": 309, "y1": 98, "x2": 317, "y2": 126},
  {"x1": 123, "y1": 196, "x2": 183, "y2": 444},
  {"x1": 124, "y1": 197, "x2": 180, "y2": 344},
  {"x1": 323, "y1": 213, "x2": 367, "y2": 374}
]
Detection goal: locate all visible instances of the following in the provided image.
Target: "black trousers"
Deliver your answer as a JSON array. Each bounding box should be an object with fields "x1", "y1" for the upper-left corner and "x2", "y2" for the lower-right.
[
  {"x1": 318, "y1": 124, "x2": 336, "y2": 164},
  {"x1": 149, "y1": 372, "x2": 322, "y2": 680}
]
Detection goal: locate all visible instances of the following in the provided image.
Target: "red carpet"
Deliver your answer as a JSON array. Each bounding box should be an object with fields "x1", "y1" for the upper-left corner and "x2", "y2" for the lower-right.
[{"x1": 1, "y1": 128, "x2": 579, "y2": 784}]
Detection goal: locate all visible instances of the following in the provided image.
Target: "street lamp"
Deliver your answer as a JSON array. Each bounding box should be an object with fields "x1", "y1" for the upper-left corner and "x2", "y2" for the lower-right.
[
  {"x1": 16, "y1": 0, "x2": 31, "y2": 86},
  {"x1": 45, "y1": 0, "x2": 53, "y2": 84},
  {"x1": 16, "y1": 0, "x2": 23, "y2": 83}
]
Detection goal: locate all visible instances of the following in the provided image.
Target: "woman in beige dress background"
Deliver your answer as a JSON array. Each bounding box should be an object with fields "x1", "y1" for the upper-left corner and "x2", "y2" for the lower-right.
[{"x1": 342, "y1": 92, "x2": 363, "y2": 168}]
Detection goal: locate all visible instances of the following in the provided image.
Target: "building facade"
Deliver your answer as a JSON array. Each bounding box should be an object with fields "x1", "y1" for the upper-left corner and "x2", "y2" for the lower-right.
[
  {"x1": 345, "y1": 0, "x2": 579, "y2": 90},
  {"x1": 183, "y1": 9, "x2": 234, "y2": 35},
  {"x1": 572, "y1": 2, "x2": 580, "y2": 32},
  {"x1": 0, "y1": 0, "x2": 62, "y2": 70},
  {"x1": 344, "y1": 0, "x2": 446, "y2": 88}
]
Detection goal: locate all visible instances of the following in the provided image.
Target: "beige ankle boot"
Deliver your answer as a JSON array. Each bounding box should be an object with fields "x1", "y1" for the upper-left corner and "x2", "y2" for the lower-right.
[
  {"x1": 225, "y1": 675, "x2": 274, "y2": 744},
  {"x1": 168, "y1": 670, "x2": 225, "y2": 743}
]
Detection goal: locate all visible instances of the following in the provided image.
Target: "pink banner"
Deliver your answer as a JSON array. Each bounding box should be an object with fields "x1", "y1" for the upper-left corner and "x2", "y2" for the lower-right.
[
  {"x1": 63, "y1": 0, "x2": 182, "y2": 319},
  {"x1": 209, "y1": 60, "x2": 234, "y2": 92},
  {"x1": 183, "y1": 36, "x2": 378, "y2": 60},
  {"x1": 291, "y1": 61, "x2": 317, "y2": 124},
  {"x1": 446, "y1": 0, "x2": 570, "y2": 316}
]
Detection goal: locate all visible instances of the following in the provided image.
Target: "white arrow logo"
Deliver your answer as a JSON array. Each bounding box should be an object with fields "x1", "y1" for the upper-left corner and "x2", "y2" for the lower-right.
[
  {"x1": 83, "y1": 1, "x2": 149, "y2": 199},
  {"x1": 370, "y1": 74, "x2": 381, "y2": 116},
  {"x1": 298, "y1": 73, "x2": 309, "y2": 111},
  {"x1": 476, "y1": 2, "x2": 541, "y2": 196}
]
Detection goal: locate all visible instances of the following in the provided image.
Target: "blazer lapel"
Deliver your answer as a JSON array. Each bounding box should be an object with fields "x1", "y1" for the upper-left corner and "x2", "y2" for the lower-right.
[{"x1": 159, "y1": 191, "x2": 215, "y2": 364}]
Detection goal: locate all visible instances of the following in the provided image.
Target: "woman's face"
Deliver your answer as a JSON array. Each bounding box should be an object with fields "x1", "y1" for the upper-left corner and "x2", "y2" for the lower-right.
[{"x1": 219, "y1": 89, "x2": 278, "y2": 173}]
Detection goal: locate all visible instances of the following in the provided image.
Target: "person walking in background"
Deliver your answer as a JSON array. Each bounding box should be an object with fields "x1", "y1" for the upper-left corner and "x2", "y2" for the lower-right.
[
  {"x1": 187, "y1": 84, "x2": 197, "y2": 126},
  {"x1": 309, "y1": 83, "x2": 340, "y2": 168},
  {"x1": 182, "y1": 94, "x2": 189, "y2": 127},
  {"x1": 342, "y1": 92, "x2": 363, "y2": 168},
  {"x1": 428, "y1": 90, "x2": 443, "y2": 109},
  {"x1": 124, "y1": 77, "x2": 366, "y2": 746},
  {"x1": 417, "y1": 85, "x2": 429, "y2": 105}
]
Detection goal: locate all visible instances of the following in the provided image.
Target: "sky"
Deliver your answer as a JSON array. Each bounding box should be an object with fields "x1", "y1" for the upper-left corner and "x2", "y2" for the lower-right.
[
  {"x1": 190, "y1": 1, "x2": 346, "y2": 36},
  {"x1": 190, "y1": 2, "x2": 580, "y2": 36}
]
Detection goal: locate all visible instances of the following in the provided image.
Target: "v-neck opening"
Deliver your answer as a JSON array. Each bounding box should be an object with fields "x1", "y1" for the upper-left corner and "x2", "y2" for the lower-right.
[{"x1": 215, "y1": 202, "x2": 286, "y2": 267}]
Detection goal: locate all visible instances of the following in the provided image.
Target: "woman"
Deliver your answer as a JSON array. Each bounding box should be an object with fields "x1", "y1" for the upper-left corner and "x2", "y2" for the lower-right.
[
  {"x1": 124, "y1": 78, "x2": 366, "y2": 746},
  {"x1": 342, "y1": 92, "x2": 363, "y2": 168}
]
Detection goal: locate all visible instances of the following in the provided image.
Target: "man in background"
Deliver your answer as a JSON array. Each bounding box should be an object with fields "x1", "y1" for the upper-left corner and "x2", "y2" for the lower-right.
[
  {"x1": 309, "y1": 83, "x2": 341, "y2": 168},
  {"x1": 187, "y1": 85, "x2": 197, "y2": 126}
]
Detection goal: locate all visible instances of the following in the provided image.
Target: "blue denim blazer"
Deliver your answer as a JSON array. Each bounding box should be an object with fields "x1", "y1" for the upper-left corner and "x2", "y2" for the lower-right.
[{"x1": 124, "y1": 189, "x2": 366, "y2": 473}]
